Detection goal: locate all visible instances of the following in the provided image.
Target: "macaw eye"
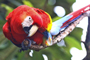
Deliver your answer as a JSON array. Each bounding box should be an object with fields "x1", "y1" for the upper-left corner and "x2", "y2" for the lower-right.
[
  {"x1": 22, "y1": 16, "x2": 33, "y2": 27},
  {"x1": 28, "y1": 16, "x2": 32, "y2": 22},
  {"x1": 29, "y1": 16, "x2": 32, "y2": 20},
  {"x1": 25, "y1": 16, "x2": 33, "y2": 23}
]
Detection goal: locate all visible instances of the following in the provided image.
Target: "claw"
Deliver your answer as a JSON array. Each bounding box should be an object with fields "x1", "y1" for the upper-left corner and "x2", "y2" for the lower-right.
[{"x1": 20, "y1": 39, "x2": 36, "y2": 52}]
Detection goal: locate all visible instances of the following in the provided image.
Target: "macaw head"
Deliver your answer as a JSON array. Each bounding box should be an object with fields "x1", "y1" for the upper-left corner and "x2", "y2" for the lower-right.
[{"x1": 6, "y1": 5, "x2": 44, "y2": 36}]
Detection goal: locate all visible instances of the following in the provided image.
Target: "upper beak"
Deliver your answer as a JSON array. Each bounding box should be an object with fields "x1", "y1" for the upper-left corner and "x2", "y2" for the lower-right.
[
  {"x1": 23, "y1": 25, "x2": 38, "y2": 37},
  {"x1": 28, "y1": 25, "x2": 38, "y2": 37}
]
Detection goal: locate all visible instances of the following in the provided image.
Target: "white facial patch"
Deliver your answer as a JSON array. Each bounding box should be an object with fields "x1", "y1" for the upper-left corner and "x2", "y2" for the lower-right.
[{"x1": 22, "y1": 16, "x2": 33, "y2": 28}]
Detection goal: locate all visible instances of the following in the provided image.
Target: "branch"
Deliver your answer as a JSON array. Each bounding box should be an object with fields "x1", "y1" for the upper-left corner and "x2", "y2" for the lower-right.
[
  {"x1": 42, "y1": 0, "x2": 48, "y2": 10},
  {"x1": 83, "y1": 17, "x2": 90, "y2": 60},
  {"x1": 52, "y1": 14, "x2": 86, "y2": 44},
  {"x1": 25, "y1": 13, "x2": 87, "y2": 51}
]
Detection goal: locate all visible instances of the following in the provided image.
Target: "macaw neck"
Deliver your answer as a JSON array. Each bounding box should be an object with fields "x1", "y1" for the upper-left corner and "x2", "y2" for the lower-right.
[{"x1": 34, "y1": 8, "x2": 52, "y2": 32}]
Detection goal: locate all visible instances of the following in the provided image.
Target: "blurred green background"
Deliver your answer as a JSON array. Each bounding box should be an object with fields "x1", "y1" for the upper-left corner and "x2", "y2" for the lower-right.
[{"x1": 0, "y1": 0, "x2": 83, "y2": 60}]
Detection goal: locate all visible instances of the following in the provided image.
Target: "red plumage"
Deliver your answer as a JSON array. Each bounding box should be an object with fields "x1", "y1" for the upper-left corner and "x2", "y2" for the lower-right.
[{"x1": 3, "y1": 5, "x2": 52, "y2": 47}]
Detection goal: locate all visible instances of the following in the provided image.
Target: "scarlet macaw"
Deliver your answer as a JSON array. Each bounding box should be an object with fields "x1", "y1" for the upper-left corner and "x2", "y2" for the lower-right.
[
  {"x1": 3, "y1": 4, "x2": 90, "y2": 51},
  {"x1": 3, "y1": 5, "x2": 52, "y2": 51}
]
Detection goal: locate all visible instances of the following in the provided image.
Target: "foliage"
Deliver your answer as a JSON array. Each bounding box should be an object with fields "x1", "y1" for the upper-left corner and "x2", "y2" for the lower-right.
[
  {"x1": 0, "y1": 0, "x2": 82, "y2": 60},
  {"x1": 52, "y1": 16, "x2": 61, "y2": 22},
  {"x1": 1, "y1": 4, "x2": 13, "y2": 17},
  {"x1": 22, "y1": 0, "x2": 34, "y2": 7}
]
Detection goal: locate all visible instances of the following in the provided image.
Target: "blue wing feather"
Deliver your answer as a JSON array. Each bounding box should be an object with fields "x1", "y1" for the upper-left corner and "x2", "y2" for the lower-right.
[{"x1": 50, "y1": 14, "x2": 82, "y2": 35}]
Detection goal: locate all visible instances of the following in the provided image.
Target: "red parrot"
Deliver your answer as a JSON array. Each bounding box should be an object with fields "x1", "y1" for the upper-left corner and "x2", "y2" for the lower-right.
[
  {"x1": 3, "y1": 4, "x2": 90, "y2": 51},
  {"x1": 3, "y1": 5, "x2": 52, "y2": 51}
]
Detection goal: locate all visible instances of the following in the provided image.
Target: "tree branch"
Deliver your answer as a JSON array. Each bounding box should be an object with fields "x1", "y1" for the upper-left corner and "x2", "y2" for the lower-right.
[
  {"x1": 26, "y1": 13, "x2": 87, "y2": 51},
  {"x1": 42, "y1": 0, "x2": 48, "y2": 10},
  {"x1": 83, "y1": 17, "x2": 90, "y2": 60}
]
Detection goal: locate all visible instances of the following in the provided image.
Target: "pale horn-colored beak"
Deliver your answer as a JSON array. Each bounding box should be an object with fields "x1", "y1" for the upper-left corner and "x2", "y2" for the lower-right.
[{"x1": 28, "y1": 25, "x2": 38, "y2": 37}]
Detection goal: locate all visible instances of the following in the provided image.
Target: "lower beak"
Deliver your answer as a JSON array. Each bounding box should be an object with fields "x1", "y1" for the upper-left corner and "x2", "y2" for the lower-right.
[{"x1": 28, "y1": 25, "x2": 38, "y2": 37}]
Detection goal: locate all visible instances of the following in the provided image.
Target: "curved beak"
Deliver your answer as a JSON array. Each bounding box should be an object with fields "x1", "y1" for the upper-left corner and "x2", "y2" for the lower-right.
[
  {"x1": 28, "y1": 25, "x2": 38, "y2": 37},
  {"x1": 23, "y1": 25, "x2": 38, "y2": 37}
]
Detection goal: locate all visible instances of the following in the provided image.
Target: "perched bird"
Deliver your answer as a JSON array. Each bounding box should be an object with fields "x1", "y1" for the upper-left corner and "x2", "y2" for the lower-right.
[
  {"x1": 3, "y1": 5, "x2": 52, "y2": 51},
  {"x1": 3, "y1": 4, "x2": 90, "y2": 51}
]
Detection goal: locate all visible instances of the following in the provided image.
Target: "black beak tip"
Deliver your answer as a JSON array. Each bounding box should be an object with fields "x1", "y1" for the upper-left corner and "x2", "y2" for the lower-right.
[{"x1": 23, "y1": 25, "x2": 33, "y2": 34}]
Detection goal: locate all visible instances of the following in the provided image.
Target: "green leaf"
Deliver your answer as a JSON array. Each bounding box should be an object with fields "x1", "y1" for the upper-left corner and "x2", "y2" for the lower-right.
[
  {"x1": 52, "y1": 16, "x2": 61, "y2": 22},
  {"x1": 32, "y1": 51, "x2": 44, "y2": 60},
  {"x1": 0, "y1": 20, "x2": 6, "y2": 31},
  {"x1": 69, "y1": 27, "x2": 83, "y2": 41},
  {"x1": 17, "y1": 51, "x2": 26, "y2": 60},
  {"x1": 64, "y1": 36, "x2": 82, "y2": 50},
  {"x1": 0, "y1": 44, "x2": 17, "y2": 60},
  {"x1": 1, "y1": 4, "x2": 13, "y2": 16},
  {"x1": 22, "y1": 0, "x2": 34, "y2": 7},
  {"x1": 0, "y1": 40, "x2": 9, "y2": 49},
  {"x1": 41, "y1": 44, "x2": 71, "y2": 60},
  {"x1": 8, "y1": 0, "x2": 22, "y2": 6},
  {"x1": 67, "y1": 0, "x2": 75, "y2": 4}
]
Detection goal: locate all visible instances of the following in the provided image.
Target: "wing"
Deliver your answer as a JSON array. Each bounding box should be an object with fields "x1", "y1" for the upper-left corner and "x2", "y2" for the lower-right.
[
  {"x1": 50, "y1": 4, "x2": 90, "y2": 35},
  {"x1": 3, "y1": 22, "x2": 13, "y2": 40},
  {"x1": 61, "y1": 4, "x2": 90, "y2": 28},
  {"x1": 3, "y1": 22, "x2": 21, "y2": 47}
]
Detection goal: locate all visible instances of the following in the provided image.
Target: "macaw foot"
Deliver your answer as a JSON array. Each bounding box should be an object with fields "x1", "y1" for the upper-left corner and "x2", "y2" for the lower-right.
[{"x1": 20, "y1": 39, "x2": 36, "y2": 52}]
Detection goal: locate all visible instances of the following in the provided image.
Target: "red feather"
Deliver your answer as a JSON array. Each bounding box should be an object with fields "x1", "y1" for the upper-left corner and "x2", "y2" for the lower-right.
[{"x1": 3, "y1": 5, "x2": 52, "y2": 46}]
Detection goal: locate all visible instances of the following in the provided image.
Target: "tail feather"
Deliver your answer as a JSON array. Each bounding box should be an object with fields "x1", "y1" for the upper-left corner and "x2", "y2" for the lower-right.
[
  {"x1": 61, "y1": 14, "x2": 82, "y2": 28},
  {"x1": 50, "y1": 4, "x2": 90, "y2": 35},
  {"x1": 52, "y1": 15, "x2": 72, "y2": 27}
]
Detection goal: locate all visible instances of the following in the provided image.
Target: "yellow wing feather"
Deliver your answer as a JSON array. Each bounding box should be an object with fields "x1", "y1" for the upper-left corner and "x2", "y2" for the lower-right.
[{"x1": 45, "y1": 12, "x2": 52, "y2": 32}]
